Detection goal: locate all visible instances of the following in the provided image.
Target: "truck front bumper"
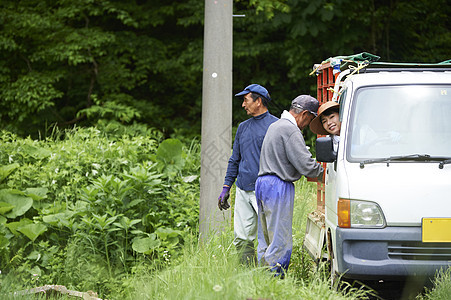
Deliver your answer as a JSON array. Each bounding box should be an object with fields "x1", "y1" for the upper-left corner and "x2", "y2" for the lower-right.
[{"x1": 335, "y1": 226, "x2": 451, "y2": 280}]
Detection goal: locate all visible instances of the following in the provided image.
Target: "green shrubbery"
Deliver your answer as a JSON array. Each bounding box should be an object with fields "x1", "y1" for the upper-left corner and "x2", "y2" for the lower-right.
[
  {"x1": 0, "y1": 123, "x2": 200, "y2": 297},
  {"x1": 1, "y1": 124, "x2": 450, "y2": 299}
]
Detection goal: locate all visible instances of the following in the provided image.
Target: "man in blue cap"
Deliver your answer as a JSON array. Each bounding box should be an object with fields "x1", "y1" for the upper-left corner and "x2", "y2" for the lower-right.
[
  {"x1": 218, "y1": 84, "x2": 278, "y2": 264},
  {"x1": 256, "y1": 95, "x2": 324, "y2": 277}
]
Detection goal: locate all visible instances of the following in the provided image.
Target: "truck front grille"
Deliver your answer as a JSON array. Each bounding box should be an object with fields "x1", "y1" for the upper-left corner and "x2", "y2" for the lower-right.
[{"x1": 388, "y1": 242, "x2": 451, "y2": 261}]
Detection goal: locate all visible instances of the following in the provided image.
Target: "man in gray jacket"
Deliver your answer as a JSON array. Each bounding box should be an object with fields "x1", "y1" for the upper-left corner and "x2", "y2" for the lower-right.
[{"x1": 255, "y1": 95, "x2": 324, "y2": 277}]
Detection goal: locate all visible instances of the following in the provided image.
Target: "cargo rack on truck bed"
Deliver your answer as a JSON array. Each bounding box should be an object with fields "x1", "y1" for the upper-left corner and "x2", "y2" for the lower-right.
[{"x1": 345, "y1": 61, "x2": 451, "y2": 73}]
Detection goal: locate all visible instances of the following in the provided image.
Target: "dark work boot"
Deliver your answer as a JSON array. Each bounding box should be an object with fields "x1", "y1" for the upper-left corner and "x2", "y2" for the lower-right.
[{"x1": 237, "y1": 241, "x2": 257, "y2": 266}]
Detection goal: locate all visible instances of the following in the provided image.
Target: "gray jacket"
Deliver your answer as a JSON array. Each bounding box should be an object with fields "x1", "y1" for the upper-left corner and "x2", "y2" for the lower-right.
[{"x1": 258, "y1": 118, "x2": 323, "y2": 182}]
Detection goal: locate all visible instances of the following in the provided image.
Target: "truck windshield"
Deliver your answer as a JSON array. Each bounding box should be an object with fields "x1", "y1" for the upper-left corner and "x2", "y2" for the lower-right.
[{"x1": 347, "y1": 84, "x2": 451, "y2": 161}]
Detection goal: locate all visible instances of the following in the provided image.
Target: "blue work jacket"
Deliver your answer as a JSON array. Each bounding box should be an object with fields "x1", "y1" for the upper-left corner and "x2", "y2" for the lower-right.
[{"x1": 224, "y1": 111, "x2": 278, "y2": 191}]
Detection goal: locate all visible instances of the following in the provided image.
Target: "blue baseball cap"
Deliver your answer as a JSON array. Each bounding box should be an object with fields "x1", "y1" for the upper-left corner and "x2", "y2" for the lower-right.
[
  {"x1": 291, "y1": 95, "x2": 319, "y2": 117},
  {"x1": 235, "y1": 84, "x2": 271, "y2": 102}
]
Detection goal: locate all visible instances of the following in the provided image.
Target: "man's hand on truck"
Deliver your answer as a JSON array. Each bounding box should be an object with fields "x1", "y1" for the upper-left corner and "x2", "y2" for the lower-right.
[
  {"x1": 218, "y1": 185, "x2": 231, "y2": 210},
  {"x1": 318, "y1": 170, "x2": 325, "y2": 183},
  {"x1": 306, "y1": 170, "x2": 325, "y2": 183}
]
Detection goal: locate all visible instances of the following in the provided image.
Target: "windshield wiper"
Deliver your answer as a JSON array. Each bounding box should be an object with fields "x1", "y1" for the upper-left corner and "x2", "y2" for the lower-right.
[
  {"x1": 360, "y1": 154, "x2": 433, "y2": 169},
  {"x1": 439, "y1": 159, "x2": 451, "y2": 169}
]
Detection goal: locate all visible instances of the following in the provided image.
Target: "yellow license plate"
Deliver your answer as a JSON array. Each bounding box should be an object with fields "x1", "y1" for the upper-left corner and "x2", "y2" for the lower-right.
[{"x1": 422, "y1": 218, "x2": 451, "y2": 242}]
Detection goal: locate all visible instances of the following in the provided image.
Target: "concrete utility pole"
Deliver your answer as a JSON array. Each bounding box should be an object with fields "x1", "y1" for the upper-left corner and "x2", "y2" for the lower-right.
[{"x1": 199, "y1": 0, "x2": 233, "y2": 242}]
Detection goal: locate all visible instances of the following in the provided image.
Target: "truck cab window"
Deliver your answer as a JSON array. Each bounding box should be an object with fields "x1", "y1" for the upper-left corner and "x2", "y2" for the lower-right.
[{"x1": 347, "y1": 85, "x2": 451, "y2": 161}]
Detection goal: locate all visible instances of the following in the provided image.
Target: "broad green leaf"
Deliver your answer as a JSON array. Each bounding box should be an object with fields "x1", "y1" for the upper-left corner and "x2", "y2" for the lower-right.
[
  {"x1": 155, "y1": 227, "x2": 180, "y2": 239},
  {"x1": 26, "y1": 250, "x2": 41, "y2": 261},
  {"x1": 132, "y1": 235, "x2": 161, "y2": 254},
  {"x1": 24, "y1": 187, "x2": 48, "y2": 201},
  {"x1": 165, "y1": 236, "x2": 180, "y2": 247},
  {"x1": 21, "y1": 144, "x2": 51, "y2": 159},
  {"x1": 155, "y1": 138, "x2": 185, "y2": 170},
  {"x1": 0, "y1": 234, "x2": 10, "y2": 249},
  {"x1": 0, "y1": 202, "x2": 14, "y2": 214},
  {"x1": 0, "y1": 163, "x2": 20, "y2": 183},
  {"x1": 6, "y1": 218, "x2": 33, "y2": 235},
  {"x1": 29, "y1": 266, "x2": 42, "y2": 277},
  {"x1": 0, "y1": 189, "x2": 33, "y2": 218},
  {"x1": 43, "y1": 212, "x2": 73, "y2": 228},
  {"x1": 42, "y1": 214, "x2": 60, "y2": 225},
  {"x1": 18, "y1": 223, "x2": 47, "y2": 242}
]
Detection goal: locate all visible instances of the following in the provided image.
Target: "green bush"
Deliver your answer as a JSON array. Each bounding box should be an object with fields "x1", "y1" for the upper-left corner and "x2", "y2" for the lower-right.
[{"x1": 0, "y1": 125, "x2": 200, "y2": 298}]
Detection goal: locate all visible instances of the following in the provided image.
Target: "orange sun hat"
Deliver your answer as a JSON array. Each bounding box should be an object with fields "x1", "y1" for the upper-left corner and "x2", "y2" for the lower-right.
[{"x1": 309, "y1": 101, "x2": 340, "y2": 135}]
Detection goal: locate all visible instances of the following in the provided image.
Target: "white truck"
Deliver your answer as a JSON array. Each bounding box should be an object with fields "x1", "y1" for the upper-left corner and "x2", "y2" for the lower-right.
[{"x1": 303, "y1": 53, "x2": 451, "y2": 282}]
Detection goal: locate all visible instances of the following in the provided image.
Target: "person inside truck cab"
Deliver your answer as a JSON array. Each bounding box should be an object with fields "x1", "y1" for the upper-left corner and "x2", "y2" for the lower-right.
[
  {"x1": 351, "y1": 103, "x2": 402, "y2": 156},
  {"x1": 310, "y1": 101, "x2": 341, "y2": 151}
]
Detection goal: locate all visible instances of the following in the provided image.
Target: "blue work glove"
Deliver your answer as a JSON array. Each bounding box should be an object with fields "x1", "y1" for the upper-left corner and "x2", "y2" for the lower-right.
[{"x1": 218, "y1": 186, "x2": 231, "y2": 211}]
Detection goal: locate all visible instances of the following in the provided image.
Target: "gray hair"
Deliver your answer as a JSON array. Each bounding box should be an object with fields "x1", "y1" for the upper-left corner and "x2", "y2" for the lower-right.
[{"x1": 290, "y1": 103, "x2": 304, "y2": 115}]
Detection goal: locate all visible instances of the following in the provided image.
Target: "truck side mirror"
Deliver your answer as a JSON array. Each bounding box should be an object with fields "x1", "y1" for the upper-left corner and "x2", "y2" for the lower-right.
[{"x1": 316, "y1": 136, "x2": 337, "y2": 162}]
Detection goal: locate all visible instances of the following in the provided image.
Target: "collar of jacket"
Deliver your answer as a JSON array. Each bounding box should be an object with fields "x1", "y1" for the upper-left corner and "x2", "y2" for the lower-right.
[
  {"x1": 253, "y1": 110, "x2": 269, "y2": 120},
  {"x1": 281, "y1": 110, "x2": 297, "y2": 126}
]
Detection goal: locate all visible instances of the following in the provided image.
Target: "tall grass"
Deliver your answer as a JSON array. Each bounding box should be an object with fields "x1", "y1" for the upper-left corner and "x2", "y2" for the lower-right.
[
  {"x1": 128, "y1": 233, "x2": 370, "y2": 300},
  {"x1": 417, "y1": 268, "x2": 451, "y2": 300},
  {"x1": 127, "y1": 179, "x2": 372, "y2": 300}
]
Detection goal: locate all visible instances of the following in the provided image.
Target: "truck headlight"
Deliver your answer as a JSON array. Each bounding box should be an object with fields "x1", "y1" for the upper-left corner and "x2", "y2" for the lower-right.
[
  {"x1": 351, "y1": 200, "x2": 385, "y2": 227},
  {"x1": 338, "y1": 199, "x2": 386, "y2": 228}
]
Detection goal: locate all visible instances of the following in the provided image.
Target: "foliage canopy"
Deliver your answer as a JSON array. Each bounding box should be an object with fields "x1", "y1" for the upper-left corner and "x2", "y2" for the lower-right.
[{"x1": 0, "y1": 0, "x2": 449, "y2": 138}]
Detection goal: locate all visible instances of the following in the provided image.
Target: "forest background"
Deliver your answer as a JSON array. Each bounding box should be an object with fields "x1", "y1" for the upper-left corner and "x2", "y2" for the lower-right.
[
  {"x1": 1, "y1": 0, "x2": 449, "y2": 139},
  {"x1": 0, "y1": 0, "x2": 450, "y2": 299}
]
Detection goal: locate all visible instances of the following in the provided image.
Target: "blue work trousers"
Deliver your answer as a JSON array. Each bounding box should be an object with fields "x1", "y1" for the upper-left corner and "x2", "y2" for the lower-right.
[{"x1": 255, "y1": 175, "x2": 294, "y2": 275}]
